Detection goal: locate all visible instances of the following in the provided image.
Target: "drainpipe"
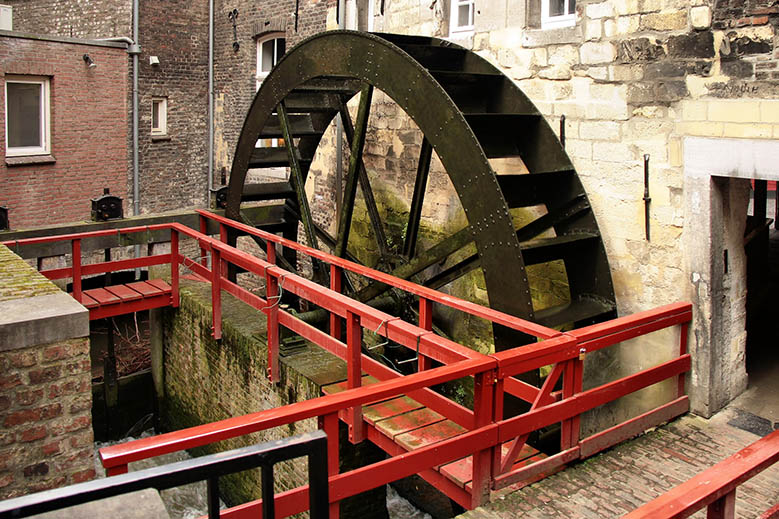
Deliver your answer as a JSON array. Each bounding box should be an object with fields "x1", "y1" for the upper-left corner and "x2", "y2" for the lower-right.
[
  {"x1": 130, "y1": 0, "x2": 140, "y2": 218},
  {"x1": 335, "y1": 0, "x2": 345, "y2": 216},
  {"x1": 208, "y1": 0, "x2": 214, "y2": 201},
  {"x1": 129, "y1": 0, "x2": 141, "y2": 268}
]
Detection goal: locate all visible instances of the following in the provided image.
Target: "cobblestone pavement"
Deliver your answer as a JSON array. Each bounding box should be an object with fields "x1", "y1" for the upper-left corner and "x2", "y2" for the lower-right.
[{"x1": 458, "y1": 407, "x2": 779, "y2": 518}]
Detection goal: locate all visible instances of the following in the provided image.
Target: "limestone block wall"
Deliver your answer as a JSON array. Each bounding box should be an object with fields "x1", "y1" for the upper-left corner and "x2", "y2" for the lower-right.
[
  {"x1": 308, "y1": 0, "x2": 779, "y2": 416},
  {"x1": 0, "y1": 245, "x2": 92, "y2": 499}
]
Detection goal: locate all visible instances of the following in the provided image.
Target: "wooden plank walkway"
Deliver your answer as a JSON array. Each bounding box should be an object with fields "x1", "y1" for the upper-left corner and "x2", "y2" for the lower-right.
[
  {"x1": 74, "y1": 279, "x2": 172, "y2": 320},
  {"x1": 322, "y1": 376, "x2": 549, "y2": 493}
]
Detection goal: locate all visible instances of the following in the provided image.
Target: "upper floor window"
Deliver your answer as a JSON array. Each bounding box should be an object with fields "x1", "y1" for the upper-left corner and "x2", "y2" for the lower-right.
[
  {"x1": 5, "y1": 75, "x2": 50, "y2": 157},
  {"x1": 449, "y1": 0, "x2": 474, "y2": 35},
  {"x1": 151, "y1": 97, "x2": 168, "y2": 136},
  {"x1": 541, "y1": 0, "x2": 576, "y2": 29},
  {"x1": 256, "y1": 34, "x2": 286, "y2": 89}
]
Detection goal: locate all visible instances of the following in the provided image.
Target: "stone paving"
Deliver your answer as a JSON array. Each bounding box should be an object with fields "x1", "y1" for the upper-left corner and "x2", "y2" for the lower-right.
[{"x1": 459, "y1": 407, "x2": 779, "y2": 518}]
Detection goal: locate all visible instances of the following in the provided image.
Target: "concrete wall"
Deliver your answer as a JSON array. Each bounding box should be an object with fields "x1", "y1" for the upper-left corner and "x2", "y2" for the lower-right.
[
  {"x1": 0, "y1": 33, "x2": 128, "y2": 229},
  {"x1": 0, "y1": 244, "x2": 92, "y2": 499}
]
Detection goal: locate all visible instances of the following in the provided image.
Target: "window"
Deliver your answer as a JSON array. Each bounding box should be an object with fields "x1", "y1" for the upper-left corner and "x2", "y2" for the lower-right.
[
  {"x1": 256, "y1": 35, "x2": 286, "y2": 89},
  {"x1": 151, "y1": 97, "x2": 167, "y2": 136},
  {"x1": 256, "y1": 35, "x2": 287, "y2": 150},
  {"x1": 541, "y1": 0, "x2": 576, "y2": 29},
  {"x1": 5, "y1": 76, "x2": 50, "y2": 157},
  {"x1": 449, "y1": 0, "x2": 474, "y2": 35}
]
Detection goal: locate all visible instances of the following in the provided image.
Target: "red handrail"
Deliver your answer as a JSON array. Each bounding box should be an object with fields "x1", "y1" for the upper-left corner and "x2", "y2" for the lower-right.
[
  {"x1": 5, "y1": 215, "x2": 695, "y2": 516},
  {"x1": 624, "y1": 428, "x2": 779, "y2": 519}
]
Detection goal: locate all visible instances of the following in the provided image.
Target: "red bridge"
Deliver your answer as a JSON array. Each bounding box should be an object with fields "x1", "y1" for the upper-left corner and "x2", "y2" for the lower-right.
[{"x1": 5, "y1": 211, "x2": 774, "y2": 518}]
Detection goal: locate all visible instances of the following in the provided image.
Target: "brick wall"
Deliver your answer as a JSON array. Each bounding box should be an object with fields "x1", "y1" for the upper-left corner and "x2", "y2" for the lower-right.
[
  {"x1": 212, "y1": 0, "x2": 334, "y2": 177},
  {"x1": 0, "y1": 244, "x2": 92, "y2": 499},
  {"x1": 0, "y1": 338, "x2": 93, "y2": 498},
  {"x1": 0, "y1": 35, "x2": 128, "y2": 229},
  {"x1": 136, "y1": 0, "x2": 210, "y2": 214},
  {"x1": 4, "y1": 0, "x2": 132, "y2": 40}
]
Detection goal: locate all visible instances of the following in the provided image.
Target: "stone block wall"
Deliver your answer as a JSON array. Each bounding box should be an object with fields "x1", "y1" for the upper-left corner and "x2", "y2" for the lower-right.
[
  {"x1": 0, "y1": 244, "x2": 92, "y2": 499},
  {"x1": 0, "y1": 35, "x2": 128, "y2": 229}
]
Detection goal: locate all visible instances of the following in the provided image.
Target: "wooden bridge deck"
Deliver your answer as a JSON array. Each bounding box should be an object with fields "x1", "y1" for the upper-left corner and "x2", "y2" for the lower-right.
[
  {"x1": 73, "y1": 279, "x2": 172, "y2": 320},
  {"x1": 323, "y1": 376, "x2": 550, "y2": 493}
]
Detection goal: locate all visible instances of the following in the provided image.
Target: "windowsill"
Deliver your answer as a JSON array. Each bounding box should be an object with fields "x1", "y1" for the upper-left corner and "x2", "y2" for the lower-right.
[
  {"x1": 151, "y1": 135, "x2": 171, "y2": 142},
  {"x1": 5, "y1": 154, "x2": 56, "y2": 166},
  {"x1": 521, "y1": 24, "x2": 582, "y2": 48}
]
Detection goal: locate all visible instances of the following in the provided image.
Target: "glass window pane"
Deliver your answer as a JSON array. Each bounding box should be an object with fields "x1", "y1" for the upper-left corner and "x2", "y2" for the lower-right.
[
  {"x1": 549, "y1": 0, "x2": 565, "y2": 17},
  {"x1": 276, "y1": 38, "x2": 286, "y2": 61},
  {"x1": 458, "y1": 3, "x2": 471, "y2": 27},
  {"x1": 568, "y1": 0, "x2": 576, "y2": 15},
  {"x1": 261, "y1": 40, "x2": 274, "y2": 72},
  {"x1": 152, "y1": 101, "x2": 160, "y2": 130},
  {"x1": 7, "y1": 82, "x2": 42, "y2": 148}
]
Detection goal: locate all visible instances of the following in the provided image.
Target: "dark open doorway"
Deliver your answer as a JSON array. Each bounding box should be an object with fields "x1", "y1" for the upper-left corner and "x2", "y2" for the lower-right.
[{"x1": 739, "y1": 180, "x2": 779, "y2": 432}]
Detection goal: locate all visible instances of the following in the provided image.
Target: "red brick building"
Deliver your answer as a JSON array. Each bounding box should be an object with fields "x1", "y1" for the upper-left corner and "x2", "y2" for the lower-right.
[{"x1": 0, "y1": 33, "x2": 128, "y2": 228}]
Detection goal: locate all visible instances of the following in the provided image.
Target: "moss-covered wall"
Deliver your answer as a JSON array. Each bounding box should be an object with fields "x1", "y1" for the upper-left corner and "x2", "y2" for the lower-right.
[{"x1": 161, "y1": 279, "x2": 387, "y2": 517}]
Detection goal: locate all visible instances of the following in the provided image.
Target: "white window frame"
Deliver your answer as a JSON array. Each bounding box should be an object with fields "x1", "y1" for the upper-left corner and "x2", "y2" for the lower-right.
[
  {"x1": 541, "y1": 0, "x2": 576, "y2": 29},
  {"x1": 151, "y1": 97, "x2": 168, "y2": 136},
  {"x1": 256, "y1": 34, "x2": 286, "y2": 90},
  {"x1": 4, "y1": 75, "x2": 51, "y2": 157},
  {"x1": 449, "y1": 0, "x2": 475, "y2": 36}
]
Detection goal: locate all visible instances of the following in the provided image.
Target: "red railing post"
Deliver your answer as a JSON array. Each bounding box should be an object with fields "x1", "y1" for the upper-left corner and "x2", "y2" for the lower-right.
[
  {"x1": 211, "y1": 247, "x2": 222, "y2": 340},
  {"x1": 71, "y1": 239, "x2": 82, "y2": 303},
  {"x1": 267, "y1": 240, "x2": 276, "y2": 265},
  {"x1": 198, "y1": 213, "x2": 208, "y2": 268},
  {"x1": 170, "y1": 229, "x2": 180, "y2": 308},
  {"x1": 330, "y1": 265, "x2": 342, "y2": 341},
  {"x1": 561, "y1": 357, "x2": 582, "y2": 450},
  {"x1": 218, "y1": 224, "x2": 228, "y2": 276},
  {"x1": 418, "y1": 297, "x2": 433, "y2": 371},
  {"x1": 319, "y1": 412, "x2": 340, "y2": 519},
  {"x1": 266, "y1": 270, "x2": 280, "y2": 383},
  {"x1": 346, "y1": 310, "x2": 364, "y2": 443},
  {"x1": 471, "y1": 370, "x2": 494, "y2": 507},
  {"x1": 707, "y1": 489, "x2": 736, "y2": 519}
]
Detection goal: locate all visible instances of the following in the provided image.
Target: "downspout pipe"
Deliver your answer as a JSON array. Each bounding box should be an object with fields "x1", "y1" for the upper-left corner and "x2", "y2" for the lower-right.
[
  {"x1": 335, "y1": 0, "x2": 345, "y2": 216},
  {"x1": 208, "y1": 0, "x2": 214, "y2": 200},
  {"x1": 130, "y1": 0, "x2": 140, "y2": 217}
]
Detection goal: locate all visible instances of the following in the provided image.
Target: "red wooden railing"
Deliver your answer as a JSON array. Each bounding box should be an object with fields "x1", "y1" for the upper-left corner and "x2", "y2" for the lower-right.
[
  {"x1": 624, "y1": 428, "x2": 779, "y2": 519},
  {"x1": 4, "y1": 212, "x2": 694, "y2": 518}
]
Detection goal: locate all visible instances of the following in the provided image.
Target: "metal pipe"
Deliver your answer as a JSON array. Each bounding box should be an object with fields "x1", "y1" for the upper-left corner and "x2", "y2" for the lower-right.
[
  {"x1": 131, "y1": 0, "x2": 141, "y2": 269},
  {"x1": 335, "y1": 0, "x2": 345, "y2": 219},
  {"x1": 208, "y1": 0, "x2": 214, "y2": 201},
  {"x1": 643, "y1": 153, "x2": 651, "y2": 241},
  {"x1": 559, "y1": 114, "x2": 566, "y2": 148},
  {"x1": 132, "y1": 0, "x2": 139, "y2": 217}
]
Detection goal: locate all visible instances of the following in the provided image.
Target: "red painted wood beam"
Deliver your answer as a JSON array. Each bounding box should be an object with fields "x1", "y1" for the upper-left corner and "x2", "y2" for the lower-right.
[{"x1": 624, "y1": 428, "x2": 779, "y2": 519}]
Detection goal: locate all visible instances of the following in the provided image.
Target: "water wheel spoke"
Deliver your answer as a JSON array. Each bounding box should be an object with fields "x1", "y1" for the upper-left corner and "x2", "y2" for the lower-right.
[
  {"x1": 403, "y1": 137, "x2": 433, "y2": 259},
  {"x1": 336, "y1": 89, "x2": 390, "y2": 258},
  {"x1": 355, "y1": 225, "x2": 473, "y2": 302},
  {"x1": 335, "y1": 83, "x2": 374, "y2": 258},
  {"x1": 278, "y1": 101, "x2": 318, "y2": 251},
  {"x1": 425, "y1": 196, "x2": 593, "y2": 290}
]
